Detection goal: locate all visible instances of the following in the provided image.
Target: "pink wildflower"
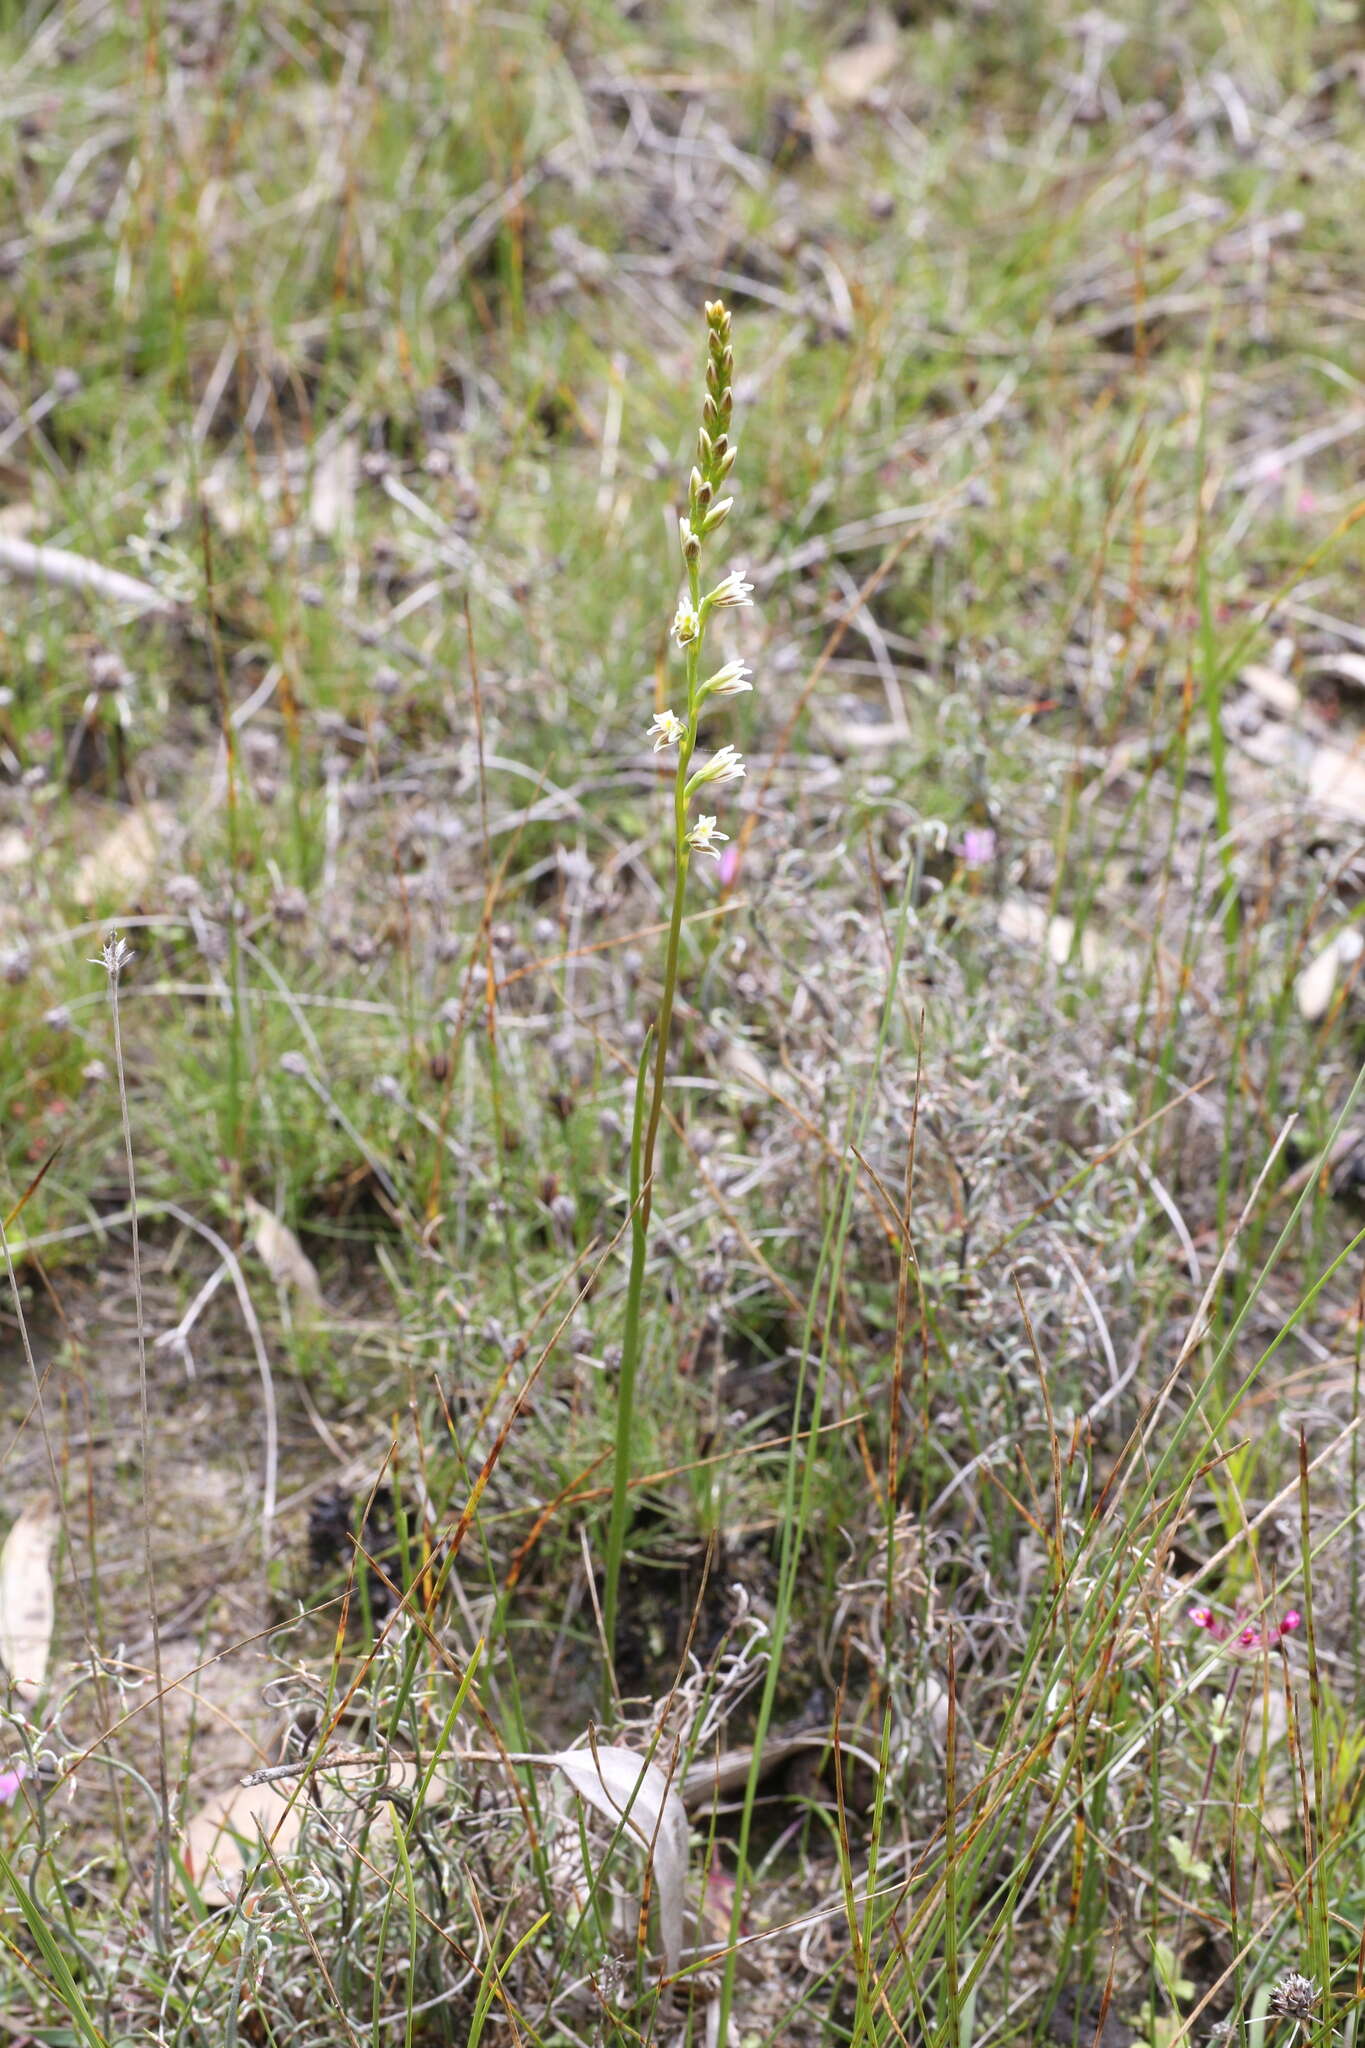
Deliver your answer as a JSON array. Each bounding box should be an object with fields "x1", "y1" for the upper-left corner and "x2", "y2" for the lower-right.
[
  {"x1": 958, "y1": 826, "x2": 997, "y2": 868},
  {"x1": 1188, "y1": 1606, "x2": 1301, "y2": 1651},
  {"x1": 0, "y1": 1765, "x2": 27, "y2": 1805}
]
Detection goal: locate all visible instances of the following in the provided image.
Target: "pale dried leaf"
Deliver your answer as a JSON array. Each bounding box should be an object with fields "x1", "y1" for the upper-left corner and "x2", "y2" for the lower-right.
[
  {"x1": 0, "y1": 1493, "x2": 57, "y2": 1701},
  {"x1": 308, "y1": 437, "x2": 358, "y2": 541},
  {"x1": 1297, "y1": 936, "x2": 1343, "y2": 1021},
  {"x1": 823, "y1": 16, "x2": 899, "y2": 105},
  {"x1": 542, "y1": 1743, "x2": 688, "y2": 1972},
  {"x1": 997, "y1": 897, "x2": 1128, "y2": 977},
  {"x1": 0, "y1": 502, "x2": 37, "y2": 539},
  {"x1": 1309, "y1": 652, "x2": 1365, "y2": 695},
  {"x1": 181, "y1": 1779, "x2": 304, "y2": 1905},
  {"x1": 245, "y1": 1198, "x2": 322, "y2": 1307},
  {"x1": 997, "y1": 896, "x2": 1051, "y2": 953},
  {"x1": 1240, "y1": 661, "x2": 1301, "y2": 718},
  {"x1": 1308, "y1": 743, "x2": 1365, "y2": 826},
  {"x1": 0, "y1": 827, "x2": 30, "y2": 871},
  {"x1": 199, "y1": 466, "x2": 257, "y2": 538},
  {"x1": 1296, "y1": 927, "x2": 1364, "y2": 1022},
  {"x1": 72, "y1": 803, "x2": 171, "y2": 909}
]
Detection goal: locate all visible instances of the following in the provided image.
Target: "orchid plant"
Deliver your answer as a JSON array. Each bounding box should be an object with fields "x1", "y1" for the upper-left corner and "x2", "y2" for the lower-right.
[{"x1": 604, "y1": 300, "x2": 753, "y2": 1666}]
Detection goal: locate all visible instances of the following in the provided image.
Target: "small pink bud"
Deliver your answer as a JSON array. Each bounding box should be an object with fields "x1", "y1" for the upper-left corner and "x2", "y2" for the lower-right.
[
  {"x1": 1280, "y1": 1610, "x2": 1302, "y2": 1634},
  {"x1": 1238, "y1": 1627, "x2": 1259, "y2": 1647}
]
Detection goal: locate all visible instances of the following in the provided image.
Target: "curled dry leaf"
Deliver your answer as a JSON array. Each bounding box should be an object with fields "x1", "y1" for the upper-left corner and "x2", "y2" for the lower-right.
[
  {"x1": 181, "y1": 1779, "x2": 304, "y2": 1906},
  {"x1": 1309, "y1": 651, "x2": 1365, "y2": 696},
  {"x1": 245, "y1": 1197, "x2": 322, "y2": 1308},
  {"x1": 823, "y1": 17, "x2": 899, "y2": 107},
  {"x1": 1239, "y1": 661, "x2": 1301, "y2": 719},
  {"x1": 539, "y1": 1742, "x2": 688, "y2": 1973},
  {"x1": 0, "y1": 1492, "x2": 58, "y2": 1701}
]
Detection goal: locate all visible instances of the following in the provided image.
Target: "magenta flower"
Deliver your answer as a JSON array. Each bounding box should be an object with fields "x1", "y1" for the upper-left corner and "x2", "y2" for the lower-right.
[
  {"x1": 957, "y1": 826, "x2": 997, "y2": 868},
  {"x1": 1189, "y1": 1606, "x2": 1301, "y2": 1651},
  {"x1": 0, "y1": 1765, "x2": 27, "y2": 1805}
]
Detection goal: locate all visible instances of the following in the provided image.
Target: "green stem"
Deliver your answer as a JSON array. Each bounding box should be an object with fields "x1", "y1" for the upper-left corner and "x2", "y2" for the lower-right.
[{"x1": 603, "y1": 561, "x2": 701, "y2": 1680}]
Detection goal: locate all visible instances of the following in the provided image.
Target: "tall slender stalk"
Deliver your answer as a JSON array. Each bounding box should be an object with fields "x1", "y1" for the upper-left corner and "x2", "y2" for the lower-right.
[
  {"x1": 101, "y1": 932, "x2": 172, "y2": 1950},
  {"x1": 603, "y1": 300, "x2": 754, "y2": 1672}
]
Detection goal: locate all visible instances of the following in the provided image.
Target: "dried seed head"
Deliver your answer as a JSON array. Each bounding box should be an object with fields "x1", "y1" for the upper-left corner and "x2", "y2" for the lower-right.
[
  {"x1": 1268, "y1": 1973, "x2": 1317, "y2": 2021},
  {"x1": 93, "y1": 931, "x2": 134, "y2": 979}
]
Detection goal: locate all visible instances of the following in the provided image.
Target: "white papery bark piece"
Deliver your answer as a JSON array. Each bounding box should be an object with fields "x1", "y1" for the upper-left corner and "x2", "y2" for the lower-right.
[
  {"x1": 536, "y1": 1741, "x2": 688, "y2": 1973},
  {"x1": 0, "y1": 1493, "x2": 58, "y2": 1701}
]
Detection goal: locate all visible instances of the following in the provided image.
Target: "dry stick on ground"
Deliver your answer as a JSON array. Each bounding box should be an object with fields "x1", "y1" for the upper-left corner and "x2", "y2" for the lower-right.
[{"x1": 0, "y1": 535, "x2": 174, "y2": 615}]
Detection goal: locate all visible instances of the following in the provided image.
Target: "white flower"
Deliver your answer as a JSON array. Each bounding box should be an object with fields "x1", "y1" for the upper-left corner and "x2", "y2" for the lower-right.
[
  {"x1": 687, "y1": 814, "x2": 729, "y2": 859},
  {"x1": 705, "y1": 568, "x2": 753, "y2": 612},
  {"x1": 647, "y1": 709, "x2": 686, "y2": 752},
  {"x1": 672, "y1": 598, "x2": 700, "y2": 647},
  {"x1": 678, "y1": 517, "x2": 700, "y2": 562},
  {"x1": 699, "y1": 659, "x2": 752, "y2": 699},
  {"x1": 686, "y1": 744, "x2": 746, "y2": 797}
]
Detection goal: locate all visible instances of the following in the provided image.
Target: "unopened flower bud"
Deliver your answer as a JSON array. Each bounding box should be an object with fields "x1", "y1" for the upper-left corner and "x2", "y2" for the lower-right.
[
  {"x1": 697, "y1": 427, "x2": 713, "y2": 465},
  {"x1": 679, "y1": 516, "x2": 701, "y2": 562},
  {"x1": 699, "y1": 659, "x2": 752, "y2": 699},
  {"x1": 686, "y1": 744, "x2": 746, "y2": 797},
  {"x1": 703, "y1": 496, "x2": 732, "y2": 531}
]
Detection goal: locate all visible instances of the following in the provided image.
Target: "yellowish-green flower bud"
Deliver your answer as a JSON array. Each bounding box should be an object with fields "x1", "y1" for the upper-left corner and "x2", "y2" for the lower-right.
[{"x1": 686, "y1": 744, "x2": 746, "y2": 799}]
